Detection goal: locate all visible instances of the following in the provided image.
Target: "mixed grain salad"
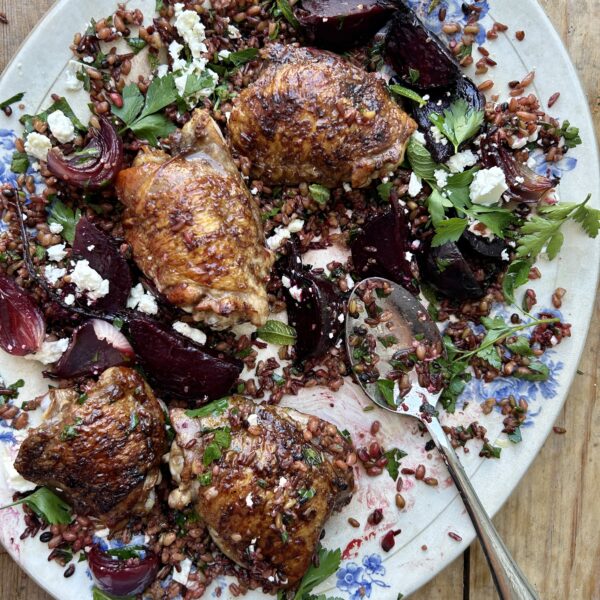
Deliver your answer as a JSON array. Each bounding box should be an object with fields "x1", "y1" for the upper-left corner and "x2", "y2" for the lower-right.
[{"x1": 0, "y1": 0, "x2": 597, "y2": 598}]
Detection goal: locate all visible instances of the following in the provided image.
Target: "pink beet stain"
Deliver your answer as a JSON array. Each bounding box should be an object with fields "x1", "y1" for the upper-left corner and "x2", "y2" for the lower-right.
[{"x1": 342, "y1": 531, "x2": 376, "y2": 560}]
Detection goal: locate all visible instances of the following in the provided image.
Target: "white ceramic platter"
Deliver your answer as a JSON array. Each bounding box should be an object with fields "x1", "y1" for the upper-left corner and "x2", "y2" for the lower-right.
[{"x1": 0, "y1": 0, "x2": 598, "y2": 598}]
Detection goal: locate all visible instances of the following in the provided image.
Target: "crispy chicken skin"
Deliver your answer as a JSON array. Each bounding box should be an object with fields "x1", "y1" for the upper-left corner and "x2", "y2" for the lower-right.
[
  {"x1": 169, "y1": 397, "x2": 354, "y2": 589},
  {"x1": 228, "y1": 43, "x2": 417, "y2": 188},
  {"x1": 15, "y1": 367, "x2": 167, "y2": 527},
  {"x1": 116, "y1": 109, "x2": 274, "y2": 329}
]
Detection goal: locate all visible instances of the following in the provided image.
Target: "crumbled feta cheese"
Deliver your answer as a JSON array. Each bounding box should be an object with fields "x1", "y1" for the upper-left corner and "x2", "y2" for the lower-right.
[
  {"x1": 82, "y1": 56, "x2": 94, "y2": 64},
  {"x1": 247, "y1": 414, "x2": 258, "y2": 427},
  {"x1": 526, "y1": 157, "x2": 537, "y2": 170},
  {"x1": 169, "y1": 40, "x2": 185, "y2": 64},
  {"x1": 446, "y1": 149, "x2": 478, "y2": 174},
  {"x1": 227, "y1": 24, "x2": 241, "y2": 38},
  {"x1": 278, "y1": 476, "x2": 287, "y2": 488},
  {"x1": 127, "y1": 283, "x2": 158, "y2": 315},
  {"x1": 430, "y1": 125, "x2": 448, "y2": 146},
  {"x1": 43, "y1": 265, "x2": 66, "y2": 285},
  {"x1": 49, "y1": 222, "x2": 63, "y2": 234},
  {"x1": 172, "y1": 558, "x2": 192, "y2": 586},
  {"x1": 515, "y1": 176, "x2": 525, "y2": 184},
  {"x1": 434, "y1": 169, "x2": 449, "y2": 189},
  {"x1": 408, "y1": 172, "x2": 423, "y2": 197},
  {"x1": 47, "y1": 110, "x2": 76, "y2": 144},
  {"x1": 64, "y1": 60, "x2": 84, "y2": 91},
  {"x1": 266, "y1": 227, "x2": 292, "y2": 250},
  {"x1": 287, "y1": 219, "x2": 304, "y2": 233},
  {"x1": 509, "y1": 136, "x2": 528, "y2": 150},
  {"x1": 281, "y1": 275, "x2": 291, "y2": 289},
  {"x1": 245, "y1": 492, "x2": 254, "y2": 507},
  {"x1": 156, "y1": 64, "x2": 169, "y2": 78},
  {"x1": 500, "y1": 248, "x2": 510, "y2": 261},
  {"x1": 288, "y1": 285, "x2": 303, "y2": 302},
  {"x1": 528, "y1": 126, "x2": 541, "y2": 143},
  {"x1": 0, "y1": 444, "x2": 36, "y2": 493},
  {"x1": 411, "y1": 130, "x2": 427, "y2": 145},
  {"x1": 173, "y1": 321, "x2": 207, "y2": 346},
  {"x1": 468, "y1": 220, "x2": 495, "y2": 240},
  {"x1": 405, "y1": 251, "x2": 414, "y2": 261},
  {"x1": 173, "y1": 3, "x2": 208, "y2": 59},
  {"x1": 346, "y1": 273, "x2": 355, "y2": 289},
  {"x1": 343, "y1": 182, "x2": 352, "y2": 192},
  {"x1": 338, "y1": 313, "x2": 345, "y2": 323},
  {"x1": 218, "y1": 49, "x2": 231, "y2": 60},
  {"x1": 46, "y1": 243, "x2": 67, "y2": 262},
  {"x1": 469, "y1": 167, "x2": 508, "y2": 206},
  {"x1": 24, "y1": 132, "x2": 52, "y2": 161},
  {"x1": 70, "y1": 260, "x2": 109, "y2": 300},
  {"x1": 63, "y1": 293, "x2": 75, "y2": 306},
  {"x1": 24, "y1": 338, "x2": 69, "y2": 365}
]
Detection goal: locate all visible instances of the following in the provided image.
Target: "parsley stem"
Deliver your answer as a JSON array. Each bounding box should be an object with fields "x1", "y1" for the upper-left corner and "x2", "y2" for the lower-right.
[{"x1": 458, "y1": 317, "x2": 559, "y2": 360}]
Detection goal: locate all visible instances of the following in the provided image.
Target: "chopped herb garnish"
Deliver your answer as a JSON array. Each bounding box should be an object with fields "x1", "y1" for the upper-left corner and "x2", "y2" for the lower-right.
[
  {"x1": 281, "y1": 531, "x2": 290, "y2": 544},
  {"x1": 557, "y1": 120, "x2": 582, "y2": 149},
  {"x1": 198, "y1": 472, "x2": 213, "y2": 486},
  {"x1": 308, "y1": 183, "x2": 330, "y2": 206},
  {"x1": 256, "y1": 320, "x2": 297, "y2": 345},
  {"x1": 1, "y1": 487, "x2": 72, "y2": 525},
  {"x1": 10, "y1": 151, "x2": 29, "y2": 174},
  {"x1": 0, "y1": 92, "x2": 25, "y2": 110},
  {"x1": 275, "y1": 0, "x2": 300, "y2": 29},
  {"x1": 106, "y1": 545, "x2": 145, "y2": 560},
  {"x1": 129, "y1": 411, "x2": 139, "y2": 432},
  {"x1": 126, "y1": 38, "x2": 148, "y2": 54},
  {"x1": 408, "y1": 67, "x2": 420, "y2": 84},
  {"x1": 298, "y1": 487, "x2": 316, "y2": 502},
  {"x1": 60, "y1": 418, "x2": 82, "y2": 441},
  {"x1": 185, "y1": 397, "x2": 229, "y2": 418},
  {"x1": 389, "y1": 84, "x2": 426, "y2": 107},
  {"x1": 376, "y1": 378, "x2": 396, "y2": 408},
  {"x1": 384, "y1": 448, "x2": 408, "y2": 481},
  {"x1": 202, "y1": 442, "x2": 222, "y2": 466},
  {"x1": 291, "y1": 546, "x2": 341, "y2": 600},
  {"x1": 429, "y1": 98, "x2": 484, "y2": 153},
  {"x1": 376, "y1": 181, "x2": 393, "y2": 202},
  {"x1": 507, "y1": 427, "x2": 522, "y2": 444},
  {"x1": 302, "y1": 446, "x2": 323, "y2": 466},
  {"x1": 480, "y1": 442, "x2": 502, "y2": 459}
]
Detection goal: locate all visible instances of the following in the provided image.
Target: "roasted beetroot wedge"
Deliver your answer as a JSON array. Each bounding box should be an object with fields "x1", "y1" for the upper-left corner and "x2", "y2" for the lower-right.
[
  {"x1": 351, "y1": 200, "x2": 417, "y2": 294},
  {"x1": 409, "y1": 76, "x2": 485, "y2": 162},
  {"x1": 480, "y1": 131, "x2": 557, "y2": 202},
  {"x1": 0, "y1": 274, "x2": 45, "y2": 356},
  {"x1": 385, "y1": 3, "x2": 460, "y2": 90},
  {"x1": 297, "y1": 0, "x2": 395, "y2": 48},
  {"x1": 72, "y1": 218, "x2": 132, "y2": 312},
  {"x1": 52, "y1": 319, "x2": 134, "y2": 379},
  {"x1": 281, "y1": 269, "x2": 345, "y2": 362},
  {"x1": 127, "y1": 315, "x2": 242, "y2": 401}
]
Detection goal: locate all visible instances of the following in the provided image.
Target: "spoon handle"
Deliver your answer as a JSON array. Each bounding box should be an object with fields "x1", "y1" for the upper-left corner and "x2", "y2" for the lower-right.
[{"x1": 425, "y1": 417, "x2": 540, "y2": 600}]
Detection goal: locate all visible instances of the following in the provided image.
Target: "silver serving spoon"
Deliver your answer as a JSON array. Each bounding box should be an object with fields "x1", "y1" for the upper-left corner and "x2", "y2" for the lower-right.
[{"x1": 345, "y1": 277, "x2": 539, "y2": 600}]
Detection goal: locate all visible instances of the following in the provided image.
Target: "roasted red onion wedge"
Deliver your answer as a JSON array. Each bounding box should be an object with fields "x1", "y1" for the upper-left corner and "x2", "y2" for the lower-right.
[
  {"x1": 409, "y1": 77, "x2": 485, "y2": 163},
  {"x1": 0, "y1": 274, "x2": 45, "y2": 356},
  {"x1": 385, "y1": 3, "x2": 460, "y2": 90},
  {"x1": 297, "y1": 0, "x2": 395, "y2": 48},
  {"x1": 127, "y1": 315, "x2": 242, "y2": 401},
  {"x1": 47, "y1": 115, "x2": 123, "y2": 190},
  {"x1": 351, "y1": 199, "x2": 418, "y2": 294},
  {"x1": 72, "y1": 218, "x2": 132, "y2": 312},
  {"x1": 88, "y1": 545, "x2": 159, "y2": 597},
  {"x1": 52, "y1": 319, "x2": 134, "y2": 379},
  {"x1": 480, "y1": 131, "x2": 557, "y2": 202}
]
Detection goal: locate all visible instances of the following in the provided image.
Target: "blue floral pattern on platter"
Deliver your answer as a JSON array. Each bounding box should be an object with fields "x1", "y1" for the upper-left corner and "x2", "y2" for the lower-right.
[
  {"x1": 406, "y1": 0, "x2": 491, "y2": 44},
  {"x1": 336, "y1": 554, "x2": 390, "y2": 599},
  {"x1": 530, "y1": 148, "x2": 578, "y2": 179}
]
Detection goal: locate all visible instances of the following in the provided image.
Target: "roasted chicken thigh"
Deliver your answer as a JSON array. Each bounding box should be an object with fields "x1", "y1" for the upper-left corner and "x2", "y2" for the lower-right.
[
  {"x1": 169, "y1": 396, "x2": 355, "y2": 589},
  {"x1": 228, "y1": 43, "x2": 417, "y2": 188},
  {"x1": 15, "y1": 367, "x2": 167, "y2": 527},
  {"x1": 116, "y1": 109, "x2": 274, "y2": 329}
]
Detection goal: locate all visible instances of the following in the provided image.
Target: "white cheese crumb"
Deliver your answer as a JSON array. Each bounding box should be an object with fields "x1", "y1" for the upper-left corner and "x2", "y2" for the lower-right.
[
  {"x1": 343, "y1": 182, "x2": 352, "y2": 192},
  {"x1": 64, "y1": 60, "x2": 84, "y2": 91},
  {"x1": 172, "y1": 558, "x2": 192, "y2": 586},
  {"x1": 46, "y1": 243, "x2": 67, "y2": 262},
  {"x1": 434, "y1": 169, "x2": 449, "y2": 189},
  {"x1": 47, "y1": 110, "x2": 76, "y2": 144},
  {"x1": 24, "y1": 132, "x2": 52, "y2": 161},
  {"x1": 82, "y1": 56, "x2": 94, "y2": 64},
  {"x1": 127, "y1": 283, "x2": 158, "y2": 315},
  {"x1": 278, "y1": 476, "x2": 287, "y2": 488},
  {"x1": 281, "y1": 275, "x2": 291, "y2": 289},
  {"x1": 430, "y1": 125, "x2": 448, "y2": 146},
  {"x1": 70, "y1": 260, "x2": 110, "y2": 300},
  {"x1": 63, "y1": 294, "x2": 75, "y2": 306},
  {"x1": 411, "y1": 130, "x2": 427, "y2": 145},
  {"x1": 218, "y1": 49, "x2": 231, "y2": 60},
  {"x1": 0, "y1": 444, "x2": 37, "y2": 493},
  {"x1": 468, "y1": 220, "x2": 495, "y2": 240},
  {"x1": 408, "y1": 172, "x2": 423, "y2": 197},
  {"x1": 266, "y1": 227, "x2": 292, "y2": 250},
  {"x1": 500, "y1": 249, "x2": 510, "y2": 261},
  {"x1": 172, "y1": 321, "x2": 207, "y2": 346},
  {"x1": 174, "y1": 3, "x2": 208, "y2": 59},
  {"x1": 469, "y1": 167, "x2": 508, "y2": 206},
  {"x1": 446, "y1": 149, "x2": 478, "y2": 174},
  {"x1": 287, "y1": 219, "x2": 304, "y2": 233},
  {"x1": 288, "y1": 285, "x2": 303, "y2": 302},
  {"x1": 526, "y1": 157, "x2": 537, "y2": 170},
  {"x1": 509, "y1": 136, "x2": 528, "y2": 150},
  {"x1": 24, "y1": 338, "x2": 69, "y2": 365},
  {"x1": 227, "y1": 24, "x2": 241, "y2": 38},
  {"x1": 43, "y1": 265, "x2": 66, "y2": 285},
  {"x1": 338, "y1": 313, "x2": 345, "y2": 323},
  {"x1": 247, "y1": 414, "x2": 258, "y2": 427},
  {"x1": 245, "y1": 492, "x2": 254, "y2": 507},
  {"x1": 49, "y1": 222, "x2": 63, "y2": 234}
]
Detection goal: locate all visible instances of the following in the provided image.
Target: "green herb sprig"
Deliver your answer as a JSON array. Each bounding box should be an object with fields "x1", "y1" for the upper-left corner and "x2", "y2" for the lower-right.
[
  {"x1": 1, "y1": 487, "x2": 72, "y2": 525},
  {"x1": 429, "y1": 99, "x2": 484, "y2": 153}
]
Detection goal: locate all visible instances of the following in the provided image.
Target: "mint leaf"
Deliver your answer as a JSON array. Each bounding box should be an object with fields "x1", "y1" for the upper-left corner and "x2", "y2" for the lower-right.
[
  {"x1": 47, "y1": 199, "x2": 81, "y2": 244},
  {"x1": 376, "y1": 378, "x2": 395, "y2": 407},
  {"x1": 256, "y1": 320, "x2": 297, "y2": 345},
  {"x1": 407, "y1": 137, "x2": 437, "y2": 181},
  {"x1": 226, "y1": 48, "x2": 259, "y2": 67}
]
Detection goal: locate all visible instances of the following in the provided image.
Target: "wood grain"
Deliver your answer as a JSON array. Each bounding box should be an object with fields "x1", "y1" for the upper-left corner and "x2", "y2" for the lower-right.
[{"x1": 0, "y1": 1, "x2": 598, "y2": 599}]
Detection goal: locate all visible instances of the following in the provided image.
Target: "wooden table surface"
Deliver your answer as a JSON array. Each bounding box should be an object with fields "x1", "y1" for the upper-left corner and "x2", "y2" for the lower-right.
[{"x1": 0, "y1": 1, "x2": 598, "y2": 599}]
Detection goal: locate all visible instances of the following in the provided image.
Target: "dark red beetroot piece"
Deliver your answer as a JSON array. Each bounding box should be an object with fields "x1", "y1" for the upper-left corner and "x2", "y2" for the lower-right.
[
  {"x1": 88, "y1": 545, "x2": 159, "y2": 597},
  {"x1": 52, "y1": 319, "x2": 134, "y2": 378},
  {"x1": 0, "y1": 274, "x2": 45, "y2": 356},
  {"x1": 351, "y1": 199, "x2": 418, "y2": 294},
  {"x1": 47, "y1": 115, "x2": 123, "y2": 190},
  {"x1": 296, "y1": 0, "x2": 395, "y2": 49},
  {"x1": 480, "y1": 130, "x2": 557, "y2": 202},
  {"x1": 127, "y1": 315, "x2": 242, "y2": 401},
  {"x1": 282, "y1": 268, "x2": 345, "y2": 362},
  {"x1": 418, "y1": 242, "x2": 485, "y2": 300},
  {"x1": 72, "y1": 217, "x2": 132, "y2": 312},
  {"x1": 409, "y1": 76, "x2": 485, "y2": 163},
  {"x1": 385, "y1": 3, "x2": 460, "y2": 90}
]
